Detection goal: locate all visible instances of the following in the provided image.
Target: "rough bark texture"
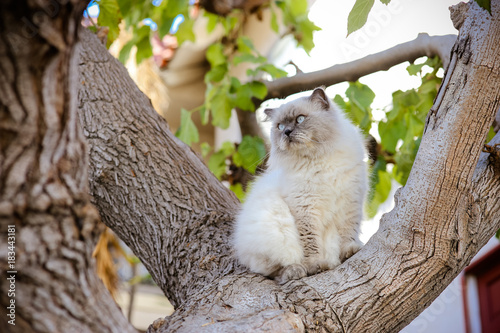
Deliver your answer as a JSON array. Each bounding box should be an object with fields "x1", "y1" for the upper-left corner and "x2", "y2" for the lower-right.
[
  {"x1": 74, "y1": 1, "x2": 500, "y2": 333},
  {"x1": 78, "y1": 29, "x2": 242, "y2": 307},
  {"x1": 0, "y1": 1, "x2": 135, "y2": 332}
]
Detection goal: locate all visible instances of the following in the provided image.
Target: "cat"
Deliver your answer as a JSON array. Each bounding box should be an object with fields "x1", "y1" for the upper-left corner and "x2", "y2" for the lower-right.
[{"x1": 233, "y1": 87, "x2": 368, "y2": 284}]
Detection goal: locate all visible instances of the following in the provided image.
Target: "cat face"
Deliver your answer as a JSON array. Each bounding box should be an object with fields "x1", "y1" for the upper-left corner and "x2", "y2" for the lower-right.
[{"x1": 265, "y1": 88, "x2": 338, "y2": 154}]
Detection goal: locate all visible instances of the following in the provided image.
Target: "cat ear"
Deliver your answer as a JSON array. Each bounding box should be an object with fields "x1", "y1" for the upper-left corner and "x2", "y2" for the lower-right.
[
  {"x1": 263, "y1": 108, "x2": 275, "y2": 121},
  {"x1": 310, "y1": 87, "x2": 330, "y2": 110}
]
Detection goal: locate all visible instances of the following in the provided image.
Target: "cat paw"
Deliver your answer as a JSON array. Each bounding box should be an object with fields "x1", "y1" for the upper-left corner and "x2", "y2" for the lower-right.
[
  {"x1": 340, "y1": 241, "x2": 362, "y2": 262},
  {"x1": 275, "y1": 264, "x2": 307, "y2": 284},
  {"x1": 303, "y1": 258, "x2": 330, "y2": 275}
]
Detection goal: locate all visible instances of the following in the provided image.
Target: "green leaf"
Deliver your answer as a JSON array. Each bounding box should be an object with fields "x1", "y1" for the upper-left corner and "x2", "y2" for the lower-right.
[
  {"x1": 233, "y1": 135, "x2": 267, "y2": 174},
  {"x1": 232, "y1": 54, "x2": 267, "y2": 66},
  {"x1": 118, "y1": 40, "x2": 135, "y2": 64},
  {"x1": 236, "y1": 36, "x2": 256, "y2": 54},
  {"x1": 232, "y1": 81, "x2": 267, "y2": 111},
  {"x1": 206, "y1": 44, "x2": 226, "y2": 67},
  {"x1": 205, "y1": 64, "x2": 228, "y2": 83},
  {"x1": 116, "y1": 0, "x2": 132, "y2": 17},
  {"x1": 230, "y1": 183, "x2": 246, "y2": 202},
  {"x1": 270, "y1": 7, "x2": 279, "y2": 33},
  {"x1": 248, "y1": 81, "x2": 267, "y2": 100},
  {"x1": 175, "y1": 18, "x2": 195, "y2": 45},
  {"x1": 200, "y1": 142, "x2": 211, "y2": 157},
  {"x1": 378, "y1": 120, "x2": 405, "y2": 154},
  {"x1": 286, "y1": 0, "x2": 308, "y2": 16},
  {"x1": 333, "y1": 94, "x2": 348, "y2": 110},
  {"x1": 345, "y1": 81, "x2": 375, "y2": 133},
  {"x1": 476, "y1": 0, "x2": 491, "y2": 14},
  {"x1": 205, "y1": 12, "x2": 219, "y2": 33},
  {"x1": 347, "y1": 0, "x2": 375, "y2": 36},
  {"x1": 209, "y1": 87, "x2": 233, "y2": 129},
  {"x1": 208, "y1": 150, "x2": 227, "y2": 179},
  {"x1": 220, "y1": 141, "x2": 236, "y2": 156},
  {"x1": 367, "y1": 169, "x2": 391, "y2": 217},
  {"x1": 256, "y1": 64, "x2": 288, "y2": 79},
  {"x1": 175, "y1": 109, "x2": 199, "y2": 146},
  {"x1": 200, "y1": 106, "x2": 210, "y2": 126},
  {"x1": 135, "y1": 28, "x2": 153, "y2": 64},
  {"x1": 419, "y1": 78, "x2": 439, "y2": 94},
  {"x1": 157, "y1": 17, "x2": 175, "y2": 37},
  {"x1": 296, "y1": 18, "x2": 320, "y2": 54},
  {"x1": 379, "y1": 0, "x2": 391, "y2": 4},
  {"x1": 233, "y1": 84, "x2": 255, "y2": 111},
  {"x1": 486, "y1": 126, "x2": 496, "y2": 142},
  {"x1": 407, "y1": 62, "x2": 425, "y2": 76},
  {"x1": 97, "y1": 0, "x2": 122, "y2": 47},
  {"x1": 162, "y1": 0, "x2": 186, "y2": 17},
  {"x1": 222, "y1": 15, "x2": 238, "y2": 34},
  {"x1": 408, "y1": 113, "x2": 424, "y2": 137}
]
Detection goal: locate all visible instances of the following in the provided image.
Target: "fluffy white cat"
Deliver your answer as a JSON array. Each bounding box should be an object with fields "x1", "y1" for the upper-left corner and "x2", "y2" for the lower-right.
[{"x1": 233, "y1": 87, "x2": 368, "y2": 284}]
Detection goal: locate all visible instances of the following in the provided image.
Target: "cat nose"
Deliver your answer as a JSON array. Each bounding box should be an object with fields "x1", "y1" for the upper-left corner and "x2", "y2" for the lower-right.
[{"x1": 284, "y1": 128, "x2": 292, "y2": 136}]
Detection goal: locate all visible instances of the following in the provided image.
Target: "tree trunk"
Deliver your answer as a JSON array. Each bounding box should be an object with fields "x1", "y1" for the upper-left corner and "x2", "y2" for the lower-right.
[
  {"x1": 76, "y1": 1, "x2": 500, "y2": 332},
  {"x1": 0, "y1": 2, "x2": 135, "y2": 332}
]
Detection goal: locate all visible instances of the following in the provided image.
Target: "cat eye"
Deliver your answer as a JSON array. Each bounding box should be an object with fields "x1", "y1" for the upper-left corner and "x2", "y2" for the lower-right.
[
  {"x1": 278, "y1": 123, "x2": 285, "y2": 130},
  {"x1": 296, "y1": 115, "x2": 305, "y2": 124}
]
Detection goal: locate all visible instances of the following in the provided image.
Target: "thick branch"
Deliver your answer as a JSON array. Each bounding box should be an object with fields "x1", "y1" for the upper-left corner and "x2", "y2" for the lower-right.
[
  {"x1": 264, "y1": 33, "x2": 456, "y2": 100},
  {"x1": 78, "y1": 29, "x2": 241, "y2": 308}
]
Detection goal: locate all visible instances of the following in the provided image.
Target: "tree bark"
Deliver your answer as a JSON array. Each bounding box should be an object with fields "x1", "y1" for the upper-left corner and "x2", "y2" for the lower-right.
[
  {"x1": 78, "y1": 28, "x2": 242, "y2": 307},
  {"x1": 75, "y1": 1, "x2": 500, "y2": 333},
  {"x1": 0, "y1": 1, "x2": 136, "y2": 332}
]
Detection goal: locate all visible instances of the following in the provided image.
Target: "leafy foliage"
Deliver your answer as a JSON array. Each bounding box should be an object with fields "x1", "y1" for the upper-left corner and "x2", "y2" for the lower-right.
[
  {"x1": 333, "y1": 57, "x2": 442, "y2": 216},
  {"x1": 376, "y1": 57, "x2": 441, "y2": 215}
]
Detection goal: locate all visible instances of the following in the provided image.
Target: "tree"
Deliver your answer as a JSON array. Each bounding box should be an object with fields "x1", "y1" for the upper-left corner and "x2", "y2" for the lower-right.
[{"x1": 1, "y1": 1, "x2": 499, "y2": 333}]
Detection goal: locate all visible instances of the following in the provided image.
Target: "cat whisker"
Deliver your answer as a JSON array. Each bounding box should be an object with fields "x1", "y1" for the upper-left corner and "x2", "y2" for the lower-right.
[
  {"x1": 247, "y1": 151, "x2": 270, "y2": 171},
  {"x1": 294, "y1": 133, "x2": 325, "y2": 144}
]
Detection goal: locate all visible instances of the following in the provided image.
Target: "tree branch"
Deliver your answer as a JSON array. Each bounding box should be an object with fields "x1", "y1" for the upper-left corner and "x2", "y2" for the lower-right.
[
  {"x1": 264, "y1": 33, "x2": 456, "y2": 100},
  {"x1": 78, "y1": 28, "x2": 241, "y2": 308}
]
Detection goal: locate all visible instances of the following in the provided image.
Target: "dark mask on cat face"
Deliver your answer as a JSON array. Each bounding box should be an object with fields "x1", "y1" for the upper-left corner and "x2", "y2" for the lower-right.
[{"x1": 264, "y1": 88, "x2": 339, "y2": 154}]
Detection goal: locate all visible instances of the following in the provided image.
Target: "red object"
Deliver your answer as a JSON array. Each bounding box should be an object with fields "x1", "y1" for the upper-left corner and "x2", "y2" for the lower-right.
[{"x1": 464, "y1": 244, "x2": 500, "y2": 333}]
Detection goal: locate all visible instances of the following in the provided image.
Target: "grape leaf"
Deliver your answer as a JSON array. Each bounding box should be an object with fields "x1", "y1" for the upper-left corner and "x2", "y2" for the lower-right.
[
  {"x1": 97, "y1": 0, "x2": 122, "y2": 47},
  {"x1": 175, "y1": 109, "x2": 199, "y2": 146},
  {"x1": 206, "y1": 44, "x2": 226, "y2": 67},
  {"x1": 175, "y1": 18, "x2": 195, "y2": 45},
  {"x1": 230, "y1": 183, "x2": 246, "y2": 202},
  {"x1": 347, "y1": 0, "x2": 375, "y2": 36},
  {"x1": 233, "y1": 136, "x2": 266, "y2": 174},
  {"x1": 476, "y1": 0, "x2": 491, "y2": 14},
  {"x1": 208, "y1": 150, "x2": 227, "y2": 179}
]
